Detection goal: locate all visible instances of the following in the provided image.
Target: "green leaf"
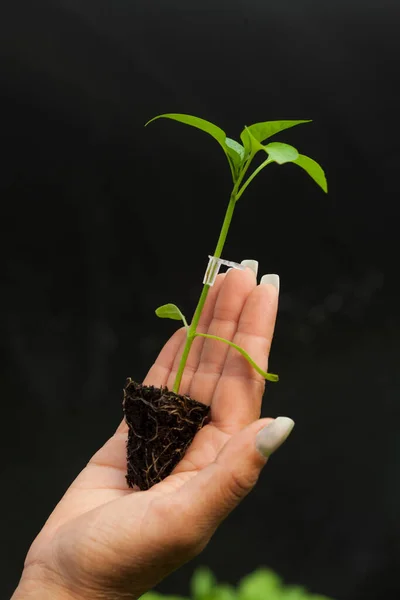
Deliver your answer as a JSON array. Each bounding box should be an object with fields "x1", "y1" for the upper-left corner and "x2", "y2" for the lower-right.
[
  {"x1": 292, "y1": 154, "x2": 328, "y2": 192},
  {"x1": 264, "y1": 142, "x2": 299, "y2": 164},
  {"x1": 155, "y1": 303, "x2": 188, "y2": 327},
  {"x1": 281, "y1": 586, "x2": 309, "y2": 600},
  {"x1": 146, "y1": 113, "x2": 226, "y2": 146},
  {"x1": 195, "y1": 333, "x2": 279, "y2": 382},
  {"x1": 145, "y1": 113, "x2": 238, "y2": 181},
  {"x1": 243, "y1": 119, "x2": 312, "y2": 144},
  {"x1": 225, "y1": 137, "x2": 245, "y2": 161},
  {"x1": 208, "y1": 585, "x2": 237, "y2": 600},
  {"x1": 225, "y1": 137, "x2": 246, "y2": 173},
  {"x1": 191, "y1": 567, "x2": 216, "y2": 600},
  {"x1": 238, "y1": 569, "x2": 282, "y2": 600}
]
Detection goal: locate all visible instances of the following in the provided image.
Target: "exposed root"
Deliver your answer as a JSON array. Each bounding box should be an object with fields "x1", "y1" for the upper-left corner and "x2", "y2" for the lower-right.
[{"x1": 123, "y1": 378, "x2": 210, "y2": 490}]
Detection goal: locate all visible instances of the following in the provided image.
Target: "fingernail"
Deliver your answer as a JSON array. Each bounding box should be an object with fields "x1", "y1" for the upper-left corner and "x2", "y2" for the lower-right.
[
  {"x1": 241, "y1": 259, "x2": 258, "y2": 277},
  {"x1": 255, "y1": 417, "x2": 295, "y2": 458},
  {"x1": 260, "y1": 273, "x2": 280, "y2": 293}
]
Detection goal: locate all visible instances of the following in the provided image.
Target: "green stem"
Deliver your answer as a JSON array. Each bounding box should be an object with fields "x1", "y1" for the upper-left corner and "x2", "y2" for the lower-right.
[
  {"x1": 171, "y1": 285, "x2": 208, "y2": 394},
  {"x1": 236, "y1": 157, "x2": 273, "y2": 200},
  {"x1": 172, "y1": 195, "x2": 236, "y2": 393},
  {"x1": 194, "y1": 332, "x2": 279, "y2": 382},
  {"x1": 172, "y1": 157, "x2": 255, "y2": 394}
]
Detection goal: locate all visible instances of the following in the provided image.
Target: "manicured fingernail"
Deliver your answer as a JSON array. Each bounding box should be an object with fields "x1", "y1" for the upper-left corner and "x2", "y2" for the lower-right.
[
  {"x1": 241, "y1": 259, "x2": 258, "y2": 277},
  {"x1": 255, "y1": 417, "x2": 295, "y2": 458},
  {"x1": 260, "y1": 273, "x2": 280, "y2": 293}
]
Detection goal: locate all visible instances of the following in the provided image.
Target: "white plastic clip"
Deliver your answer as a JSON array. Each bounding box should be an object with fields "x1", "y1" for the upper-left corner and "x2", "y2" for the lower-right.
[{"x1": 203, "y1": 255, "x2": 246, "y2": 286}]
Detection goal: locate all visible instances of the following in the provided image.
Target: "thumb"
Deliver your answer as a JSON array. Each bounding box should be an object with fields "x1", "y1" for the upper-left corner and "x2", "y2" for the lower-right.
[{"x1": 179, "y1": 417, "x2": 295, "y2": 536}]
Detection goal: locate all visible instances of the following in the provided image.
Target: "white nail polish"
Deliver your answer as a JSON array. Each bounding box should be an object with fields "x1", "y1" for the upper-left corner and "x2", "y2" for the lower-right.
[
  {"x1": 241, "y1": 259, "x2": 259, "y2": 277},
  {"x1": 255, "y1": 417, "x2": 295, "y2": 457},
  {"x1": 260, "y1": 274, "x2": 280, "y2": 293}
]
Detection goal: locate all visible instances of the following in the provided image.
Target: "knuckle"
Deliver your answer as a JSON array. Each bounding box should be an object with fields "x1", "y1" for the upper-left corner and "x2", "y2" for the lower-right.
[{"x1": 228, "y1": 468, "x2": 259, "y2": 503}]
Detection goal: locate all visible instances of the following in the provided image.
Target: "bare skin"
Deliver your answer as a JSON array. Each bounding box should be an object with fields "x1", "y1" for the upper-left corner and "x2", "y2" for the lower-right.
[{"x1": 13, "y1": 267, "x2": 283, "y2": 600}]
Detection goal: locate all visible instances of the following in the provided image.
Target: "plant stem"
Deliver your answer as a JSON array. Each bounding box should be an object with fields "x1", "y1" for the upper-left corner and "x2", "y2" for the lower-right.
[
  {"x1": 171, "y1": 284, "x2": 209, "y2": 394},
  {"x1": 236, "y1": 157, "x2": 273, "y2": 200},
  {"x1": 172, "y1": 194, "x2": 237, "y2": 394},
  {"x1": 194, "y1": 332, "x2": 279, "y2": 382},
  {"x1": 172, "y1": 155, "x2": 255, "y2": 394}
]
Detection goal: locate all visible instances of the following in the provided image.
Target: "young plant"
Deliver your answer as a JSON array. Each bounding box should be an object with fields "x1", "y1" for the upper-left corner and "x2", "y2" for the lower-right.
[
  {"x1": 123, "y1": 114, "x2": 327, "y2": 490},
  {"x1": 149, "y1": 114, "x2": 327, "y2": 393}
]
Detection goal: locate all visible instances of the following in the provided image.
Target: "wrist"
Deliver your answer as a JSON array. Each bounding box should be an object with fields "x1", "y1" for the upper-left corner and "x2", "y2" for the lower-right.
[{"x1": 12, "y1": 566, "x2": 77, "y2": 600}]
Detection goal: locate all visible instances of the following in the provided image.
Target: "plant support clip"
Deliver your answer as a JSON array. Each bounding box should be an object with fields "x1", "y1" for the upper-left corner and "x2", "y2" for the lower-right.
[{"x1": 203, "y1": 255, "x2": 246, "y2": 286}]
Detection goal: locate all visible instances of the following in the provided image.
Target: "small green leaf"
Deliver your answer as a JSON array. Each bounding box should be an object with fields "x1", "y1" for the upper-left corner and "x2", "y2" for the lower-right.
[
  {"x1": 243, "y1": 119, "x2": 312, "y2": 144},
  {"x1": 264, "y1": 142, "x2": 299, "y2": 164},
  {"x1": 195, "y1": 333, "x2": 279, "y2": 382},
  {"x1": 155, "y1": 303, "x2": 188, "y2": 327},
  {"x1": 224, "y1": 138, "x2": 245, "y2": 178},
  {"x1": 292, "y1": 154, "x2": 328, "y2": 192},
  {"x1": 225, "y1": 137, "x2": 245, "y2": 161},
  {"x1": 191, "y1": 567, "x2": 216, "y2": 600}
]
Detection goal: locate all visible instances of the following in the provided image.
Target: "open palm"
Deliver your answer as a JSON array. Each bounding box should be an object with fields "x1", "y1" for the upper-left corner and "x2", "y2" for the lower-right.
[{"x1": 19, "y1": 266, "x2": 281, "y2": 600}]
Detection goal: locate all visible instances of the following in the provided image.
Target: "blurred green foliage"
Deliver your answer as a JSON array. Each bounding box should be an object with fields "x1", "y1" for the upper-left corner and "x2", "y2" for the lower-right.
[{"x1": 142, "y1": 567, "x2": 334, "y2": 600}]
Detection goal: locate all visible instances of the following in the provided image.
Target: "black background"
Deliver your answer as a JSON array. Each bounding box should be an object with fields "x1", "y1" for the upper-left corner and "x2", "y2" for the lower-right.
[{"x1": 1, "y1": 1, "x2": 400, "y2": 599}]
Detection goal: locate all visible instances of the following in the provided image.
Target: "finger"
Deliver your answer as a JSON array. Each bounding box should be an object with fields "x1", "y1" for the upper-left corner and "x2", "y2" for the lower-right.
[
  {"x1": 176, "y1": 417, "x2": 295, "y2": 542},
  {"x1": 76, "y1": 431, "x2": 130, "y2": 490},
  {"x1": 143, "y1": 327, "x2": 187, "y2": 388},
  {"x1": 165, "y1": 273, "x2": 226, "y2": 394},
  {"x1": 116, "y1": 326, "x2": 188, "y2": 434},
  {"x1": 213, "y1": 275, "x2": 279, "y2": 429},
  {"x1": 224, "y1": 276, "x2": 279, "y2": 378},
  {"x1": 188, "y1": 265, "x2": 258, "y2": 404}
]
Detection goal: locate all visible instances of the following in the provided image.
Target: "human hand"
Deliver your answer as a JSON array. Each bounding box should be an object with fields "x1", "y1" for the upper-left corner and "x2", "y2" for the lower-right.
[{"x1": 13, "y1": 262, "x2": 294, "y2": 600}]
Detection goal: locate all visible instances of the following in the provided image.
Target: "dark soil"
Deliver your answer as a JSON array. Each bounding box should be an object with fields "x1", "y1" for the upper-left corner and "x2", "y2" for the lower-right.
[{"x1": 123, "y1": 378, "x2": 210, "y2": 490}]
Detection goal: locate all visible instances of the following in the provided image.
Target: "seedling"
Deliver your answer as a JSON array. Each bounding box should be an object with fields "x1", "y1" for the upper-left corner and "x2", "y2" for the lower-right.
[{"x1": 123, "y1": 114, "x2": 327, "y2": 490}]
